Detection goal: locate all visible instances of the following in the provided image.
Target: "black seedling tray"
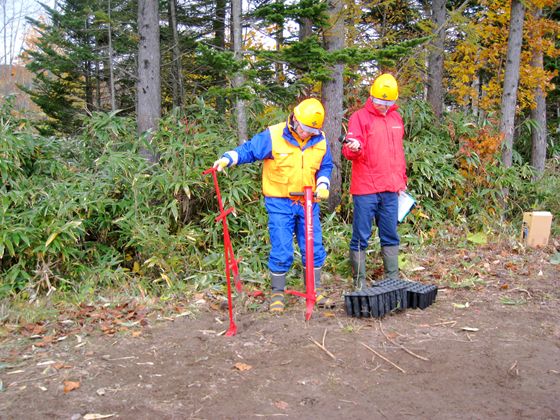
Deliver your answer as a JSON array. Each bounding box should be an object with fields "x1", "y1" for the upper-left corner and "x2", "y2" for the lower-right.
[
  {"x1": 344, "y1": 279, "x2": 438, "y2": 318},
  {"x1": 344, "y1": 284, "x2": 408, "y2": 318}
]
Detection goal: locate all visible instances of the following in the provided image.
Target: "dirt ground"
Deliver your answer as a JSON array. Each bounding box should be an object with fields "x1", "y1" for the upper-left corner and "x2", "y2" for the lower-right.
[{"x1": 1, "y1": 241, "x2": 559, "y2": 420}]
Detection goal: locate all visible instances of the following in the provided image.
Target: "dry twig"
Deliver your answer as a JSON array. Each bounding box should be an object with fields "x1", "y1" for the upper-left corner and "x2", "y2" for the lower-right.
[
  {"x1": 431, "y1": 320, "x2": 457, "y2": 327},
  {"x1": 360, "y1": 342, "x2": 406, "y2": 373},
  {"x1": 512, "y1": 288, "x2": 532, "y2": 298},
  {"x1": 508, "y1": 360, "x2": 519, "y2": 376},
  {"x1": 308, "y1": 337, "x2": 336, "y2": 360},
  {"x1": 378, "y1": 322, "x2": 430, "y2": 361}
]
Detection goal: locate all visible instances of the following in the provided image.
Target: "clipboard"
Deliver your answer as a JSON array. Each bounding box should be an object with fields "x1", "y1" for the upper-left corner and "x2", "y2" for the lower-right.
[{"x1": 398, "y1": 191, "x2": 416, "y2": 223}]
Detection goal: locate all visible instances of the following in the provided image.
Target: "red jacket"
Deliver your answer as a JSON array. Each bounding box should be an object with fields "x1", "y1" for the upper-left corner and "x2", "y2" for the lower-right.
[{"x1": 342, "y1": 98, "x2": 407, "y2": 195}]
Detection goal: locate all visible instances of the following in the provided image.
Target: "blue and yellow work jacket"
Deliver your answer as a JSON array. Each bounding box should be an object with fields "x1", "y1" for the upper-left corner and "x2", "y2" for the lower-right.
[{"x1": 224, "y1": 119, "x2": 333, "y2": 199}]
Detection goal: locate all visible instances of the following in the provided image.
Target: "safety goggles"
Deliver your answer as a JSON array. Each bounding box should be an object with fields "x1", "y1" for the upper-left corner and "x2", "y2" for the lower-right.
[
  {"x1": 371, "y1": 97, "x2": 396, "y2": 107},
  {"x1": 295, "y1": 120, "x2": 320, "y2": 135}
]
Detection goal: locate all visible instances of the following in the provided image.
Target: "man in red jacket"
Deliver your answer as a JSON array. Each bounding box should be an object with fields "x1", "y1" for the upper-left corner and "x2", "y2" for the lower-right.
[{"x1": 342, "y1": 74, "x2": 407, "y2": 289}]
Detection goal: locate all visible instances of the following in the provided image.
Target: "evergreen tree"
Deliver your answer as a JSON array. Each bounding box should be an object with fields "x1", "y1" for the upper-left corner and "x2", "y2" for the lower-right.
[{"x1": 22, "y1": 0, "x2": 136, "y2": 133}]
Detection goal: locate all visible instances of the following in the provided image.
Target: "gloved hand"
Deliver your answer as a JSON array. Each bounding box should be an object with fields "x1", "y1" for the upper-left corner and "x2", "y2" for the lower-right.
[
  {"x1": 213, "y1": 157, "x2": 230, "y2": 172},
  {"x1": 345, "y1": 137, "x2": 361, "y2": 152},
  {"x1": 316, "y1": 183, "x2": 329, "y2": 201}
]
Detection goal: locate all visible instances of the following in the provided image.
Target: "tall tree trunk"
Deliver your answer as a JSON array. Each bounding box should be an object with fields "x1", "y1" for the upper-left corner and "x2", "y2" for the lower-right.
[
  {"x1": 231, "y1": 0, "x2": 247, "y2": 143},
  {"x1": 274, "y1": 0, "x2": 284, "y2": 84},
  {"x1": 2, "y1": 0, "x2": 7, "y2": 66},
  {"x1": 85, "y1": 59, "x2": 93, "y2": 111},
  {"x1": 168, "y1": 0, "x2": 183, "y2": 108},
  {"x1": 500, "y1": 0, "x2": 525, "y2": 168},
  {"x1": 137, "y1": 0, "x2": 161, "y2": 162},
  {"x1": 84, "y1": 16, "x2": 93, "y2": 112},
  {"x1": 530, "y1": 7, "x2": 546, "y2": 180},
  {"x1": 214, "y1": 0, "x2": 227, "y2": 113},
  {"x1": 213, "y1": 0, "x2": 226, "y2": 49},
  {"x1": 95, "y1": 60, "x2": 101, "y2": 109},
  {"x1": 108, "y1": 0, "x2": 116, "y2": 111},
  {"x1": 427, "y1": 0, "x2": 445, "y2": 119},
  {"x1": 321, "y1": 0, "x2": 344, "y2": 212},
  {"x1": 299, "y1": 18, "x2": 312, "y2": 41}
]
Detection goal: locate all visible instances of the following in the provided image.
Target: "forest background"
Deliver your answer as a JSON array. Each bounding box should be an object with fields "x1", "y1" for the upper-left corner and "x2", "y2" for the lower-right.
[{"x1": 0, "y1": 0, "x2": 558, "y2": 310}]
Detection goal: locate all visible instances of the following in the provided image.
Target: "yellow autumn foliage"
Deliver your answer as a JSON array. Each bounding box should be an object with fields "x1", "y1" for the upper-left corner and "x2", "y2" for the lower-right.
[{"x1": 446, "y1": 0, "x2": 559, "y2": 113}]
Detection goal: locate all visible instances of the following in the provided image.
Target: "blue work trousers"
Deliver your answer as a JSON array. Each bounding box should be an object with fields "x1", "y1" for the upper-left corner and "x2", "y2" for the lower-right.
[
  {"x1": 265, "y1": 197, "x2": 326, "y2": 273},
  {"x1": 350, "y1": 192, "x2": 399, "y2": 251}
]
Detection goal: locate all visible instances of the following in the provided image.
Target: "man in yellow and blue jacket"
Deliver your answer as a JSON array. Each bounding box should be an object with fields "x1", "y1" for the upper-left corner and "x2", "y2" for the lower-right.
[{"x1": 213, "y1": 98, "x2": 333, "y2": 313}]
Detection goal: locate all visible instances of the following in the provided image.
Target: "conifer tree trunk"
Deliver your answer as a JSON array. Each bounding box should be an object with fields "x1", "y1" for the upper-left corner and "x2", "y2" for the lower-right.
[
  {"x1": 168, "y1": 0, "x2": 183, "y2": 108},
  {"x1": 214, "y1": 0, "x2": 227, "y2": 113},
  {"x1": 299, "y1": 18, "x2": 312, "y2": 41},
  {"x1": 231, "y1": 0, "x2": 247, "y2": 143},
  {"x1": 137, "y1": 0, "x2": 161, "y2": 162},
  {"x1": 321, "y1": 0, "x2": 344, "y2": 211},
  {"x1": 530, "y1": 7, "x2": 546, "y2": 180},
  {"x1": 427, "y1": 0, "x2": 445, "y2": 119},
  {"x1": 275, "y1": 0, "x2": 284, "y2": 83},
  {"x1": 214, "y1": 0, "x2": 226, "y2": 49},
  {"x1": 108, "y1": 0, "x2": 116, "y2": 111},
  {"x1": 84, "y1": 17, "x2": 93, "y2": 112},
  {"x1": 500, "y1": 0, "x2": 525, "y2": 168}
]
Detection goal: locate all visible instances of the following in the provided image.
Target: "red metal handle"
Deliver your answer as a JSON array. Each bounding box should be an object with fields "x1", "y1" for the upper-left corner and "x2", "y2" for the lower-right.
[
  {"x1": 285, "y1": 187, "x2": 316, "y2": 320},
  {"x1": 203, "y1": 166, "x2": 239, "y2": 336}
]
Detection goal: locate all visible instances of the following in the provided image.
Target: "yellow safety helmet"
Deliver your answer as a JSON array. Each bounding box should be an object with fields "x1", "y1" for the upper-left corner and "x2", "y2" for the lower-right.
[
  {"x1": 293, "y1": 98, "x2": 325, "y2": 135},
  {"x1": 370, "y1": 74, "x2": 399, "y2": 106}
]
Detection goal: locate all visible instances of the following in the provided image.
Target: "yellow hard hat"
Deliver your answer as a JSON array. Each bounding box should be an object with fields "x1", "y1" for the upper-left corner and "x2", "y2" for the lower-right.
[
  {"x1": 293, "y1": 98, "x2": 325, "y2": 134},
  {"x1": 370, "y1": 74, "x2": 399, "y2": 105}
]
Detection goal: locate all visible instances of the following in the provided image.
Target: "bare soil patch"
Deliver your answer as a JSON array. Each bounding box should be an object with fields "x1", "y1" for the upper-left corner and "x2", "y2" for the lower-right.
[{"x1": 1, "y1": 242, "x2": 559, "y2": 419}]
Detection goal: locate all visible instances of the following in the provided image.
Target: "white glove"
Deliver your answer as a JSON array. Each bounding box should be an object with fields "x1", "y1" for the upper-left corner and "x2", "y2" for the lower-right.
[
  {"x1": 213, "y1": 157, "x2": 230, "y2": 172},
  {"x1": 316, "y1": 183, "x2": 329, "y2": 201},
  {"x1": 345, "y1": 137, "x2": 361, "y2": 152}
]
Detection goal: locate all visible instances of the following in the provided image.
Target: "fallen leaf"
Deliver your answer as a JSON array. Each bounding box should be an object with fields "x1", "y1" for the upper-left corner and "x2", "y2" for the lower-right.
[
  {"x1": 35, "y1": 336, "x2": 55, "y2": 347},
  {"x1": 131, "y1": 330, "x2": 142, "y2": 338},
  {"x1": 386, "y1": 331, "x2": 399, "y2": 340},
  {"x1": 467, "y1": 232, "x2": 487, "y2": 245},
  {"x1": 274, "y1": 400, "x2": 289, "y2": 410},
  {"x1": 63, "y1": 380, "x2": 80, "y2": 393},
  {"x1": 83, "y1": 414, "x2": 116, "y2": 419},
  {"x1": 54, "y1": 362, "x2": 72, "y2": 370},
  {"x1": 233, "y1": 362, "x2": 252, "y2": 371},
  {"x1": 500, "y1": 284, "x2": 509, "y2": 290}
]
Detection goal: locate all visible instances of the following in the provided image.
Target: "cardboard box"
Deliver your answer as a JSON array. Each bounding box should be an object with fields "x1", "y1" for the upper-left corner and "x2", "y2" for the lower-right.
[{"x1": 521, "y1": 211, "x2": 553, "y2": 247}]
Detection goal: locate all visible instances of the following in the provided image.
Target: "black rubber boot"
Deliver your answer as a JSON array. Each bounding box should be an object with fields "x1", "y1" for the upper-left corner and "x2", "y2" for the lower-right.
[
  {"x1": 310, "y1": 267, "x2": 334, "y2": 307},
  {"x1": 271, "y1": 271, "x2": 287, "y2": 292},
  {"x1": 381, "y1": 245, "x2": 399, "y2": 279},
  {"x1": 270, "y1": 272, "x2": 287, "y2": 313},
  {"x1": 350, "y1": 250, "x2": 366, "y2": 290}
]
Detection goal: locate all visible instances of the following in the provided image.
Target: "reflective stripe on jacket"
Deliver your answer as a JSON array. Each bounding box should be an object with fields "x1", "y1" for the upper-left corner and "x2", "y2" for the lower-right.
[{"x1": 342, "y1": 97, "x2": 407, "y2": 195}]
